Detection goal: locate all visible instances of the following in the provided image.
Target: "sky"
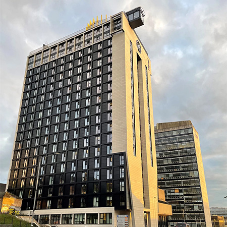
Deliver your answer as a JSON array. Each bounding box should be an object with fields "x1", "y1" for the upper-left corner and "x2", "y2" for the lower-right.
[{"x1": 0, "y1": 0, "x2": 226, "y2": 207}]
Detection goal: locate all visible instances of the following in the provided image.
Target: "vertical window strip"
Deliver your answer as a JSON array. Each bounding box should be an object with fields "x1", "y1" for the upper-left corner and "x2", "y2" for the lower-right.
[
  {"x1": 130, "y1": 41, "x2": 136, "y2": 156},
  {"x1": 145, "y1": 66, "x2": 152, "y2": 166}
]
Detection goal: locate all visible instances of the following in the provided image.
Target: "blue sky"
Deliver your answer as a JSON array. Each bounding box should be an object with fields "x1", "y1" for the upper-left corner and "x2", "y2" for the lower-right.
[{"x1": 0, "y1": 0, "x2": 226, "y2": 207}]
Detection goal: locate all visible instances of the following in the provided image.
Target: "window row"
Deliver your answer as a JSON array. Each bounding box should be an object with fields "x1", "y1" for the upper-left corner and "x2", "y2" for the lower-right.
[{"x1": 37, "y1": 212, "x2": 112, "y2": 225}]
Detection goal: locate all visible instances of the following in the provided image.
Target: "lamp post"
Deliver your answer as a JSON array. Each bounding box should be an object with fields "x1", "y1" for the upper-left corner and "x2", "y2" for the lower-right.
[{"x1": 31, "y1": 152, "x2": 60, "y2": 226}]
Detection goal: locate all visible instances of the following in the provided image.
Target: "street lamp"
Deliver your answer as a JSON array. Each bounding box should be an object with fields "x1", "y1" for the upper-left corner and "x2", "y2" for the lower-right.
[{"x1": 31, "y1": 152, "x2": 60, "y2": 226}]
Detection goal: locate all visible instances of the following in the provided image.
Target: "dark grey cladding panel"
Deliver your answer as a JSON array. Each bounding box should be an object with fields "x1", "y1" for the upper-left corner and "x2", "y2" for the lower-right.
[{"x1": 126, "y1": 7, "x2": 145, "y2": 29}]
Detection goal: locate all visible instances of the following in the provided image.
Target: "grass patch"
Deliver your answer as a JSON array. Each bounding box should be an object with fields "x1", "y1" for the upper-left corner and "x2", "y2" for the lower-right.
[{"x1": 0, "y1": 214, "x2": 31, "y2": 227}]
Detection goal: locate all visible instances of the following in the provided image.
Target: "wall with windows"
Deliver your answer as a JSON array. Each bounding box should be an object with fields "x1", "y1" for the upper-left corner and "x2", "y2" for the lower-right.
[
  {"x1": 22, "y1": 207, "x2": 116, "y2": 226},
  {"x1": 7, "y1": 27, "x2": 126, "y2": 212},
  {"x1": 111, "y1": 11, "x2": 158, "y2": 227},
  {"x1": 155, "y1": 121, "x2": 212, "y2": 227}
]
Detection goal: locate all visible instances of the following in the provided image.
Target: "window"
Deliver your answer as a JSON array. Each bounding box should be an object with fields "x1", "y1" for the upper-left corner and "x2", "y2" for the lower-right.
[
  {"x1": 108, "y1": 92, "x2": 112, "y2": 100},
  {"x1": 86, "y1": 80, "x2": 91, "y2": 87},
  {"x1": 29, "y1": 178, "x2": 34, "y2": 186},
  {"x1": 108, "y1": 102, "x2": 112, "y2": 110},
  {"x1": 62, "y1": 214, "x2": 72, "y2": 224},
  {"x1": 96, "y1": 105, "x2": 101, "y2": 113},
  {"x1": 63, "y1": 132, "x2": 68, "y2": 140},
  {"x1": 108, "y1": 64, "x2": 112, "y2": 72},
  {"x1": 106, "y1": 196, "x2": 112, "y2": 206},
  {"x1": 77, "y1": 75, "x2": 81, "y2": 82},
  {"x1": 51, "y1": 214, "x2": 60, "y2": 224},
  {"x1": 83, "y1": 149, "x2": 89, "y2": 158},
  {"x1": 52, "y1": 144, "x2": 57, "y2": 153},
  {"x1": 15, "y1": 160, "x2": 19, "y2": 168},
  {"x1": 93, "y1": 183, "x2": 99, "y2": 193},
  {"x1": 63, "y1": 142, "x2": 67, "y2": 150},
  {"x1": 77, "y1": 67, "x2": 82, "y2": 74},
  {"x1": 36, "y1": 201, "x2": 41, "y2": 210},
  {"x1": 71, "y1": 162, "x2": 76, "y2": 171},
  {"x1": 97, "y1": 77, "x2": 101, "y2": 84},
  {"x1": 107, "y1": 157, "x2": 112, "y2": 166},
  {"x1": 98, "y1": 51, "x2": 102, "y2": 58},
  {"x1": 83, "y1": 160, "x2": 87, "y2": 170},
  {"x1": 84, "y1": 118, "x2": 89, "y2": 126},
  {"x1": 66, "y1": 104, "x2": 70, "y2": 111},
  {"x1": 95, "y1": 136, "x2": 100, "y2": 145},
  {"x1": 61, "y1": 163, "x2": 65, "y2": 172},
  {"x1": 23, "y1": 159, "x2": 28, "y2": 167},
  {"x1": 86, "y1": 214, "x2": 98, "y2": 224},
  {"x1": 97, "y1": 68, "x2": 101, "y2": 75},
  {"x1": 86, "y1": 89, "x2": 90, "y2": 97},
  {"x1": 107, "y1": 169, "x2": 112, "y2": 179},
  {"x1": 85, "y1": 98, "x2": 90, "y2": 106},
  {"x1": 96, "y1": 125, "x2": 100, "y2": 134},
  {"x1": 94, "y1": 170, "x2": 99, "y2": 180},
  {"x1": 58, "y1": 186, "x2": 63, "y2": 196},
  {"x1": 107, "y1": 145, "x2": 112, "y2": 154},
  {"x1": 73, "y1": 130, "x2": 78, "y2": 139},
  {"x1": 87, "y1": 71, "x2": 91, "y2": 79},
  {"x1": 53, "y1": 134, "x2": 58, "y2": 142},
  {"x1": 76, "y1": 92, "x2": 80, "y2": 100},
  {"x1": 19, "y1": 190, "x2": 23, "y2": 198},
  {"x1": 93, "y1": 197, "x2": 99, "y2": 207},
  {"x1": 40, "y1": 215, "x2": 49, "y2": 224},
  {"x1": 13, "y1": 170, "x2": 18, "y2": 178},
  {"x1": 85, "y1": 108, "x2": 90, "y2": 116},
  {"x1": 107, "y1": 134, "x2": 112, "y2": 143},
  {"x1": 96, "y1": 115, "x2": 100, "y2": 123},
  {"x1": 120, "y1": 155, "x2": 124, "y2": 165},
  {"x1": 120, "y1": 167, "x2": 124, "y2": 178},
  {"x1": 99, "y1": 213, "x2": 112, "y2": 224},
  {"x1": 50, "y1": 165, "x2": 55, "y2": 174},
  {"x1": 59, "y1": 174, "x2": 64, "y2": 184},
  {"x1": 37, "y1": 188, "x2": 42, "y2": 197},
  {"x1": 96, "y1": 95, "x2": 101, "y2": 103},
  {"x1": 49, "y1": 176, "x2": 53, "y2": 185},
  {"x1": 56, "y1": 107, "x2": 60, "y2": 114},
  {"x1": 107, "y1": 182, "x2": 112, "y2": 192},
  {"x1": 74, "y1": 120, "x2": 79, "y2": 128},
  {"x1": 64, "y1": 123, "x2": 69, "y2": 130},
  {"x1": 73, "y1": 140, "x2": 78, "y2": 149},
  {"x1": 107, "y1": 123, "x2": 112, "y2": 131},
  {"x1": 70, "y1": 185, "x2": 74, "y2": 194},
  {"x1": 76, "y1": 84, "x2": 81, "y2": 90},
  {"x1": 82, "y1": 172, "x2": 87, "y2": 181},
  {"x1": 74, "y1": 214, "x2": 85, "y2": 224},
  {"x1": 120, "y1": 181, "x2": 125, "y2": 191},
  {"x1": 40, "y1": 166, "x2": 45, "y2": 175},
  {"x1": 120, "y1": 195, "x2": 126, "y2": 206},
  {"x1": 69, "y1": 54, "x2": 73, "y2": 60},
  {"x1": 94, "y1": 158, "x2": 100, "y2": 168},
  {"x1": 47, "y1": 200, "x2": 51, "y2": 209},
  {"x1": 55, "y1": 115, "x2": 59, "y2": 123},
  {"x1": 95, "y1": 147, "x2": 100, "y2": 156},
  {"x1": 70, "y1": 173, "x2": 76, "y2": 183},
  {"x1": 81, "y1": 198, "x2": 86, "y2": 207},
  {"x1": 84, "y1": 128, "x2": 89, "y2": 136},
  {"x1": 81, "y1": 184, "x2": 86, "y2": 194},
  {"x1": 38, "y1": 177, "x2": 43, "y2": 186},
  {"x1": 72, "y1": 151, "x2": 77, "y2": 160}
]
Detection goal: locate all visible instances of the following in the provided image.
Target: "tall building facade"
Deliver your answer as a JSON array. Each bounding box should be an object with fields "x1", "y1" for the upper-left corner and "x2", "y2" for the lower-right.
[
  {"x1": 6, "y1": 7, "x2": 159, "y2": 227},
  {"x1": 155, "y1": 121, "x2": 212, "y2": 227}
]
